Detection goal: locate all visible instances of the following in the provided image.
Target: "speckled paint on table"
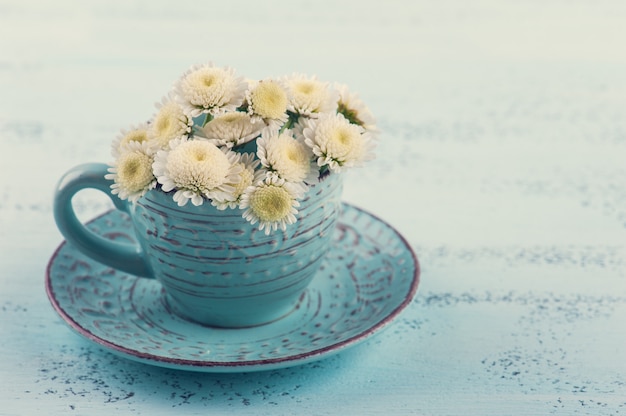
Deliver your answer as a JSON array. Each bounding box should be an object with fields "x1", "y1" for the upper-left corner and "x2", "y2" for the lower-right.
[{"x1": 1, "y1": 0, "x2": 626, "y2": 415}]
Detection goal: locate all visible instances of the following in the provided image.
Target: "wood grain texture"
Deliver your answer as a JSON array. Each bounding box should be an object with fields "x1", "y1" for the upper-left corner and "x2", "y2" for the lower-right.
[{"x1": 1, "y1": 0, "x2": 625, "y2": 414}]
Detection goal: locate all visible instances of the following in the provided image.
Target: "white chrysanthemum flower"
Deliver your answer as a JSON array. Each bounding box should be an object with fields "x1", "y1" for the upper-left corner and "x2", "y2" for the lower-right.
[
  {"x1": 173, "y1": 63, "x2": 247, "y2": 118},
  {"x1": 240, "y1": 176, "x2": 305, "y2": 235},
  {"x1": 283, "y1": 73, "x2": 338, "y2": 117},
  {"x1": 335, "y1": 83, "x2": 377, "y2": 134},
  {"x1": 303, "y1": 113, "x2": 375, "y2": 172},
  {"x1": 212, "y1": 153, "x2": 264, "y2": 210},
  {"x1": 246, "y1": 79, "x2": 289, "y2": 129},
  {"x1": 105, "y1": 141, "x2": 156, "y2": 203},
  {"x1": 150, "y1": 94, "x2": 193, "y2": 148},
  {"x1": 257, "y1": 130, "x2": 317, "y2": 184},
  {"x1": 111, "y1": 123, "x2": 152, "y2": 158},
  {"x1": 200, "y1": 112, "x2": 263, "y2": 148},
  {"x1": 153, "y1": 139, "x2": 243, "y2": 206}
]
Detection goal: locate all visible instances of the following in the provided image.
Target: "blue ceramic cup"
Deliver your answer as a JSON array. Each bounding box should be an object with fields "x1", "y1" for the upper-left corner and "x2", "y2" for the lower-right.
[{"x1": 53, "y1": 163, "x2": 343, "y2": 328}]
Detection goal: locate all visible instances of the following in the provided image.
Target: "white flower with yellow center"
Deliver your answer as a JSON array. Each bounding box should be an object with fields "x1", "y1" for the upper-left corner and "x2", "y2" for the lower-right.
[
  {"x1": 111, "y1": 123, "x2": 152, "y2": 157},
  {"x1": 200, "y1": 112, "x2": 263, "y2": 148},
  {"x1": 246, "y1": 79, "x2": 289, "y2": 129},
  {"x1": 335, "y1": 83, "x2": 378, "y2": 134},
  {"x1": 153, "y1": 139, "x2": 243, "y2": 206},
  {"x1": 150, "y1": 94, "x2": 192, "y2": 148},
  {"x1": 257, "y1": 130, "x2": 317, "y2": 184},
  {"x1": 240, "y1": 176, "x2": 305, "y2": 235},
  {"x1": 212, "y1": 153, "x2": 264, "y2": 210},
  {"x1": 283, "y1": 73, "x2": 338, "y2": 117},
  {"x1": 105, "y1": 141, "x2": 156, "y2": 203},
  {"x1": 303, "y1": 113, "x2": 375, "y2": 172},
  {"x1": 174, "y1": 63, "x2": 247, "y2": 118}
]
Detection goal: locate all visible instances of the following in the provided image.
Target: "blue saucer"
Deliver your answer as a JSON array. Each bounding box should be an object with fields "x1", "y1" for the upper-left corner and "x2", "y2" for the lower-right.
[{"x1": 46, "y1": 203, "x2": 420, "y2": 373}]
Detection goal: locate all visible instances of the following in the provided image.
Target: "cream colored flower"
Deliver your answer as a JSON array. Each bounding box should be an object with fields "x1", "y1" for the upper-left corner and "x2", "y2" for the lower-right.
[
  {"x1": 246, "y1": 79, "x2": 289, "y2": 128},
  {"x1": 283, "y1": 73, "x2": 338, "y2": 117},
  {"x1": 240, "y1": 176, "x2": 304, "y2": 235},
  {"x1": 257, "y1": 130, "x2": 317, "y2": 184},
  {"x1": 335, "y1": 83, "x2": 377, "y2": 134},
  {"x1": 150, "y1": 94, "x2": 192, "y2": 148},
  {"x1": 200, "y1": 112, "x2": 263, "y2": 148},
  {"x1": 153, "y1": 139, "x2": 243, "y2": 206},
  {"x1": 303, "y1": 113, "x2": 375, "y2": 172},
  {"x1": 173, "y1": 63, "x2": 247, "y2": 118},
  {"x1": 111, "y1": 123, "x2": 152, "y2": 157},
  {"x1": 212, "y1": 153, "x2": 264, "y2": 210},
  {"x1": 105, "y1": 141, "x2": 156, "y2": 202}
]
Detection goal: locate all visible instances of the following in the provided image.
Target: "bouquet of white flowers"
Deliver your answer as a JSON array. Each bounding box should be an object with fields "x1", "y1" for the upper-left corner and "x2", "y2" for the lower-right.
[{"x1": 106, "y1": 62, "x2": 377, "y2": 234}]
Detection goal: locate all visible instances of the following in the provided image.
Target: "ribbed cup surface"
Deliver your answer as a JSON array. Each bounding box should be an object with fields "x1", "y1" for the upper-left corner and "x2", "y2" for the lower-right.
[{"x1": 129, "y1": 174, "x2": 343, "y2": 327}]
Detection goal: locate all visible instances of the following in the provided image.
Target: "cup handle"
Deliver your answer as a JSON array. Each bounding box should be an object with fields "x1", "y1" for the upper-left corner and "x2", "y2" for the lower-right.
[{"x1": 53, "y1": 162, "x2": 153, "y2": 278}]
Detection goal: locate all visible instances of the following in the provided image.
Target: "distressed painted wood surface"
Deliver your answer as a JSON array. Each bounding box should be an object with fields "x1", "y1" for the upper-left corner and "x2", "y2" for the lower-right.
[{"x1": 1, "y1": 1, "x2": 625, "y2": 414}]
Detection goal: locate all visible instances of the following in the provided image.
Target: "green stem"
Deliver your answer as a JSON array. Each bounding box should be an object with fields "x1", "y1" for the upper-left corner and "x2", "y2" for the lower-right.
[{"x1": 279, "y1": 111, "x2": 298, "y2": 134}]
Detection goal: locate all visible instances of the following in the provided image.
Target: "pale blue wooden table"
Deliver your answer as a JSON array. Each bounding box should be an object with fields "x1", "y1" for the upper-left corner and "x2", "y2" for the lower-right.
[{"x1": 1, "y1": 1, "x2": 625, "y2": 414}]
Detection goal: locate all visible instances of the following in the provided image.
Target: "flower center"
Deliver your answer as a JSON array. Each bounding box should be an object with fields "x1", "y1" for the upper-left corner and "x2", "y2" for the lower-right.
[
  {"x1": 286, "y1": 147, "x2": 298, "y2": 161},
  {"x1": 120, "y1": 129, "x2": 149, "y2": 150},
  {"x1": 316, "y1": 120, "x2": 364, "y2": 162},
  {"x1": 289, "y1": 78, "x2": 328, "y2": 114},
  {"x1": 183, "y1": 68, "x2": 232, "y2": 108},
  {"x1": 251, "y1": 81, "x2": 287, "y2": 119},
  {"x1": 329, "y1": 126, "x2": 357, "y2": 151},
  {"x1": 117, "y1": 152, "x2": 153, "y2": 192},
  {"x1": 193, "y1": 148, "x2": 207, "y2": 161},
  {"x1": 166, "y1": 141, "x2": 231, "y2": 191},
  {"x1": 281, "y1": 140, "x2": 308, "y2": 164},
  {"x1": 250, "y1": 186, "x2": 292, "y2": 222},
  {"x1": 202, "y1": 74, "x2": 216, "y2": 87},
  {"x1": 296, "y1": 82, "x2": 315, "y2": 95},
  {"x1": 156, "y1": 118, "x2": 170, "y2": 131},
  {"x1": 151, "y1": 101, "x2": 189, "y2": 146},
  {"x1": 233, "y1": 164, "x2": 254, "y2": 198},
  {"x1": 265, "y1": 134, "x2": 311, "y2": 182},
  {"x1": 336, "y1": 130, "x2": 350, "y2": 145}
]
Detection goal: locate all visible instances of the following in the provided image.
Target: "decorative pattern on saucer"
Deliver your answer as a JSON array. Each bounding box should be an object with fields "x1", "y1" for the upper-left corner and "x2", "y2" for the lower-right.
[{"x1": 46, "y1": 203, "x2": 419, "y2": 372}]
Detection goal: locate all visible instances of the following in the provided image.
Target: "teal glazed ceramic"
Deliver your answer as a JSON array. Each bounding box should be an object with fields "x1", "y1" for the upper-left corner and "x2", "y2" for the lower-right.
[
  {"x1": 46, "y1": 204, "x2": 420, "y2": 372},
  {"x1": 53, "y1": 163, "x2": 343, "y2": 327}
]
